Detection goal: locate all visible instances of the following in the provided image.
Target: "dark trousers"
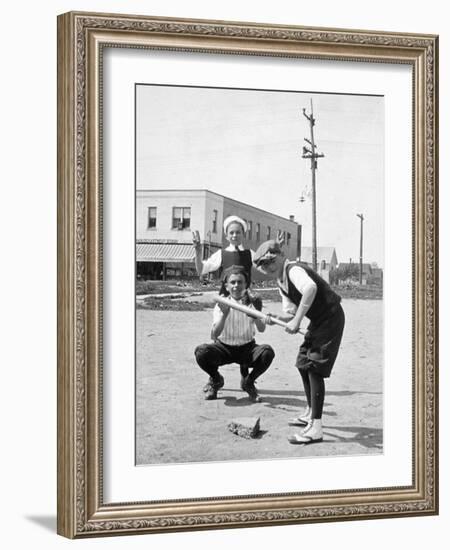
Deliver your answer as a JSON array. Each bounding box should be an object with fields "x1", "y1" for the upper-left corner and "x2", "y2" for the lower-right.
[
  {"x1": 195, "y1": 340, "x2": 274, "y2": 382},
  {"x1": 296, "y1": 304, "x2": 345, "y2": 378}
]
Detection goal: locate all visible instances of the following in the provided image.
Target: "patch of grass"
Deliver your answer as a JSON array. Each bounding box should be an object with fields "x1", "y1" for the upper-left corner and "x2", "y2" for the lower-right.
[
  {"x1": 332, "y1": 285, "x2": 383, "y2": 300},
  {"x1": 136, "y1": 279, "x2": 219, "y2": 295},
  {"x1": 137, "y1": 297, "x2": 213, "y2": 311},
  {"x1": 136, "y1": 278, "x2": 382, "y2": 302}
]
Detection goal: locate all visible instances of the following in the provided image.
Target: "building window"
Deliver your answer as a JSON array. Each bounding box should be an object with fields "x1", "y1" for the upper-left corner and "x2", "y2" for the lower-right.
[
  {"x1": 247, "y1": 220, "x2": 253, "y2": 240},
  {"x1": 212, "y1": 209, "x2": 218, "y2": 233},
  {"x1": 172, "y1": 207, "x2": 191, "y2": 229},
  {"x1": 267, "y1": 226, "x2": 271, "y2": 239},
  {"x1": 147, "y1": 207, "x2": 157, "y2": 229},
  {"x1": 256, "y1": 223, "x2": 260, "y2": 242},
  {"x1": 286, "y1": 232, "x2": 291, "y2": 245}
]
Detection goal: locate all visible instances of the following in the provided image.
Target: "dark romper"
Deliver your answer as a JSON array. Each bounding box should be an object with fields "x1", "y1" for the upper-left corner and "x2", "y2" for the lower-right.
[
  {"x1": 280, "y1": 262, "x2": 345, "y2": 378},
  {"x1": 221, "y1": 249, "x2": 253, "y2": 282},
  {"x1": 219, "y1": 249, "x2": 262, "y2": 310}
]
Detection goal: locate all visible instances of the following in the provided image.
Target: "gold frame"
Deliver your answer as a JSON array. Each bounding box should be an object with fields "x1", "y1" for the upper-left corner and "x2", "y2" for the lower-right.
[{"x1": 57, "y1": 11, "x2": 439, "y2": 538}]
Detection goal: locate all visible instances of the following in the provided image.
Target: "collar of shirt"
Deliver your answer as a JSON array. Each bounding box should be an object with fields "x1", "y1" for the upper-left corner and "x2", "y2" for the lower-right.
[
  {"x1": 277, "y1": 259, "x2": 293, "y2": 293},
  {"x1": 227, "y1": 294, "x2": 247, "y2": 304},
  {"x1": 224, "y1": 244, "x2": 245, "y2": 251}
]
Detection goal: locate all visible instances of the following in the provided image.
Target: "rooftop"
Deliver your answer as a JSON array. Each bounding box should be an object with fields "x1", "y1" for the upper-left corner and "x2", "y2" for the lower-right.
[
  {"x1": 137, "y1": 188, "x2": 298, "y2": 225},
  {"x1": 300, "y1": 246, "x2": 337, "y2": 264}
]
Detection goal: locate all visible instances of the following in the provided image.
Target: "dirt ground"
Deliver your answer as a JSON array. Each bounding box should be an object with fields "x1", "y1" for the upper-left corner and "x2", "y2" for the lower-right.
[{"x1": 136, "y1": 298, "x2": 383, "y2": 465}]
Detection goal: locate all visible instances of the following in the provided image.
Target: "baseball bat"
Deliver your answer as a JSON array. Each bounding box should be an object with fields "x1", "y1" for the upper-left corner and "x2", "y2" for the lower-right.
[{"x1": 213, "y1": 295, "x2": 304, "y2": 334}]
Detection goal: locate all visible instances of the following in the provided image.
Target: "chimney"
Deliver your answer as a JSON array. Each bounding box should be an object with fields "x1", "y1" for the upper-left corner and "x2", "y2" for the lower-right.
[{"x1": 289, "y1": 215, "x2": 295, "y2": 221}]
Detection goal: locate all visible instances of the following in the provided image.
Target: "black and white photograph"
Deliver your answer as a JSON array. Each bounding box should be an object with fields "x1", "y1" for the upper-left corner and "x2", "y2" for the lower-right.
[
  {"x1": 1, "y1": 0, "x2": 444, "y2": 546},
  {"x1": 135, "y1": 84, "x2": 384, "y2": 465}
]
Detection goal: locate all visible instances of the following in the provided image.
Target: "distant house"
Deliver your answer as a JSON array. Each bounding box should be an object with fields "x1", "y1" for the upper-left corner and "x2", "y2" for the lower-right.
[
  {"x1": 368, "y1": 266, "x2": 383, "y2": 286},
  {"x1": 337, "y1": 262, "x2": 380, "y2": 285},
  {"x1": 300, "y1": 246, "x2": 338, "y2": 283}
]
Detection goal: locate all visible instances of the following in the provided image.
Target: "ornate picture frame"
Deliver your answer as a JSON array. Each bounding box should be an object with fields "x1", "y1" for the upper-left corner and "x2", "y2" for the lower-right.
[{"x1": 57, "y1": 11, "x2": 438, "y2": 538}]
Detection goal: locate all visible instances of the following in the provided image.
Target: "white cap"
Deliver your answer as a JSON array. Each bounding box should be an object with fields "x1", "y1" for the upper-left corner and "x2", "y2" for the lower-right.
[{"x1": 223, "y1": 215, "x2": 247, "y2": 234}]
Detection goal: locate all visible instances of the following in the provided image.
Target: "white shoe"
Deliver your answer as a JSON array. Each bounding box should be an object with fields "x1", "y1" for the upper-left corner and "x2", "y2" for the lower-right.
[
  {"x1": 288, "y1": 407, "x2": 311, "y2": 427},
  {"x1": 288, "y1": 419, "x2": 323, "y2": 445}
]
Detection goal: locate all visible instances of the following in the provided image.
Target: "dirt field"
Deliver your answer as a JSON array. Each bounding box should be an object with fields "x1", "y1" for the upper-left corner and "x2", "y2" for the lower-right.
[{"x1": 136, "y1": 298, "x2": 383, "y2": 465}]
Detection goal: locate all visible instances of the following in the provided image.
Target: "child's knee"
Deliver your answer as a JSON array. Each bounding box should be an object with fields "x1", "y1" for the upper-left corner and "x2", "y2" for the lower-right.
[
  {"x1": 194, "y1": 344, "x2": 210, "y2": 363},
  {"x1": 260, "y1": 345, "x2": 275, "y2": 365}
]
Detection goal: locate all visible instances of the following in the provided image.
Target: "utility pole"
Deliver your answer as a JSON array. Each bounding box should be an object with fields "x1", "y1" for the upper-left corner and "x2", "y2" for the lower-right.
[
  {"x1": 356, "y1": 213, "x2": 364, "y2": 284},
  {"x1": 206, "y1": 230, "x2": 211, "y2": 258},
  {"x1": 302, "y1": 99, "x2": 325, "y2": 272}
]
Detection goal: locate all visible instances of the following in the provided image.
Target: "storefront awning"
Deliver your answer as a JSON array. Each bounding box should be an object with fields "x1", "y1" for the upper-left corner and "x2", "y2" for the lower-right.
[{"x1": 136, "y1": 243, "x2": 195, "y2": 263}]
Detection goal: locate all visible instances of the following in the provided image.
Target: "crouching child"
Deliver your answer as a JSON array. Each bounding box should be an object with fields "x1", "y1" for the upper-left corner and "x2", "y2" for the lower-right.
[{"x1": 194, "y1": 265, "x2": 275, "y2": 402}]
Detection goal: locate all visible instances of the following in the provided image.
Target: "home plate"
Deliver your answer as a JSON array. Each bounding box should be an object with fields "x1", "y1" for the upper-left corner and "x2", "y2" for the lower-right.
[{"x1": 228, "y1": 417, "x2": 261, "y2": 439}]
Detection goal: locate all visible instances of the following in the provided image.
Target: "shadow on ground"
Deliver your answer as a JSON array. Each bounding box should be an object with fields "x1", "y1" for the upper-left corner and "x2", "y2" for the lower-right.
[
  {"x1": 325, "y1": 425, "x2": 383, "y2": 449},
  {"x1": 221, "y1": 391, "x2": 307, "y2": 409}
]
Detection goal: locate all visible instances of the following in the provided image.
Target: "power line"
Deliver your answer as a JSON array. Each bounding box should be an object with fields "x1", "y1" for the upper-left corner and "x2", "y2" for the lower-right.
[{"x1": 301, "y1": 99, "x2": 325, "y2": 272}]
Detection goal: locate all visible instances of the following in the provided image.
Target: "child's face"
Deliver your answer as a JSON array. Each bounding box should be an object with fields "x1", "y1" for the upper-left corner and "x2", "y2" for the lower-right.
[
  {"x1": 225, "y1": 273, "x2": 247, "y2": 300},
  {"x1": 256, "y1": 254, "x2": 283, "y2": 278},
  {"x1": 225, "y1": 222, "x2": 244, "y2": 247}
]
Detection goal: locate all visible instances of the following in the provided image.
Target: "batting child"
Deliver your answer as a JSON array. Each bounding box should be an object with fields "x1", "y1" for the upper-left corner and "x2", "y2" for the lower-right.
[{"x1": 253, "y1": 239, "x2": 345, "y2": 444}]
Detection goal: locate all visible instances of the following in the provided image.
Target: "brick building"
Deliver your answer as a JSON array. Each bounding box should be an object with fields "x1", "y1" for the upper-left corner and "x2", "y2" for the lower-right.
[{"x1": 136, "y1": 189, "x2": 301, "y2": 280}]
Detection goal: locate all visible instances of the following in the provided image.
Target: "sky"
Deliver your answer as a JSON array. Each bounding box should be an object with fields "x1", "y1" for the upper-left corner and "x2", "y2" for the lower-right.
[{"x1": 136, "y1": 84, "x2": 384, "y2": 267}]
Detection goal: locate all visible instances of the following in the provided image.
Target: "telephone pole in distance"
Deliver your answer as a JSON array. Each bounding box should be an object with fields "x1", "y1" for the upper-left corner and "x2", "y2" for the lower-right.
[
  {"x1": 302, "y1": 99, "x2": 325, "y2": 272},
  {"x1": 356, "y1": 213, "x2": 364, "y2": 284}
]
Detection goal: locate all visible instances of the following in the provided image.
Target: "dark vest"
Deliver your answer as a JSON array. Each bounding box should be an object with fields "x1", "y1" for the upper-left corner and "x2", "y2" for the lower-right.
[
  {"x1": 280, "y1": 262, "x2": 341, "y2": 323},
  {"x1": 221, "y1": 249, "x2": 253, "y2": 283}
]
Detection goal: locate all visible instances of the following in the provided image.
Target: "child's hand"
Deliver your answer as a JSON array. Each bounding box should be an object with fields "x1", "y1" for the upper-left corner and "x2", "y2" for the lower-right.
[
  {"x1": 276, "y1": 230, "x2": 285, "y2": 246},
  {"x1": 285, "y1": 318, "x2": 300, "y2": 334},
  {"x1": 265, "y1": 314, "x2": 275, "y2": 325},
  {"x1": 217, "y1": 301, "x2": 230, "y2": 316}
]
